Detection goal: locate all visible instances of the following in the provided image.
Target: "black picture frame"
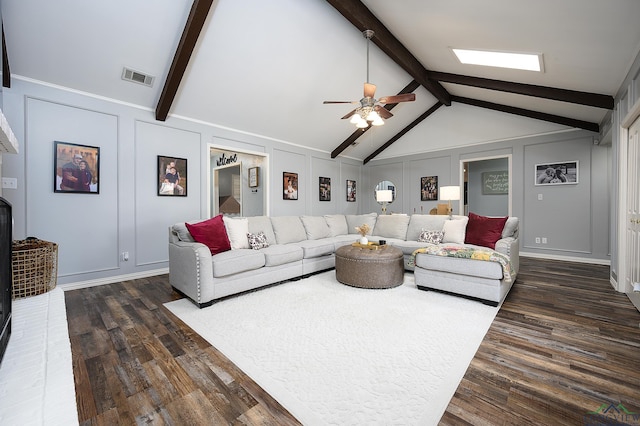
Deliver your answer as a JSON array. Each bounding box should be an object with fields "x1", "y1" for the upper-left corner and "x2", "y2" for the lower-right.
[
  {"x1": 319, "y1": 177, "x2": 331, "y2": 201},
  {"x1": 420, "y1": 176, "x2": 438, "y2": 201},
  {"x1": 534, "y1": 161, "x2": 579, "y2": 186},
  {"x1": 158, "y1": 156, "x2": 187, "y2": 196},
  {"x1": 346, "y1": 179, "x2": 356, "y2": 202},
  {"x1": 283, "y1": 172, "x2": 298, "y2": 200},
  {"x1": 54, "y1": 141, "x2": 100, "y2": 194}
]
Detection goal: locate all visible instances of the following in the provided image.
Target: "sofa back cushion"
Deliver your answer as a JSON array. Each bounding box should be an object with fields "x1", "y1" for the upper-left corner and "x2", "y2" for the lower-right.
[
  {"x1": 502, "y1": 217, "x2": 519, "y2": 238},
  {"x1": 464, "y1": 212, "x2": 508, "y2": 249},
  {"x1": 406, "y1": 215, "x2": 450, "y2": 241},
  {"x1": 271, "y1": 216, "x2": 308, "y2": 244},
  {"x1": 173, "y1": 222, "x2": 196, "y2": 242},
  {"x1": 247, "y1": 216, "x2": 277, "y2": 245},
  {"x1": 324, "y1": 214, "x2": 349, "y2": 236},
  {"x1": 346, "y1": 213, "x2": 378, "y2": 235},
  {"x1": 372, "y1": 214, "x2": 410, "y2": 239},
  {"x1": 300, "y1": 216, "x2": 331, "y2": 240}
]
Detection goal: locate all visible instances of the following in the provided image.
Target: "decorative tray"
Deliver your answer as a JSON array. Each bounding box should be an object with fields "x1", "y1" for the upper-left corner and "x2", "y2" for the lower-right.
[{"x1": 351, "y1": 242, "x2": 387, "y2": 250}]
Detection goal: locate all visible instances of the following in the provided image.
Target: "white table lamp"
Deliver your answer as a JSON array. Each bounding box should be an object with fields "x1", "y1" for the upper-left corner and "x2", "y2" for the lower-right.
[
  {"x1": 376, "y1": 190, "x2": 393, "y2": 214},
  {"x1": 439, "y1": 186, "x2": 460, "y2": 219}
]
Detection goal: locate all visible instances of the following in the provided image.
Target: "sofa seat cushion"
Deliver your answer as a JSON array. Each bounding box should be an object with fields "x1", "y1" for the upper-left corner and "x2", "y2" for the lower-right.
[
  {"x1": 415, "y1": 250, "x2": 503, "y2": 280},
  {"x1": 212, "y1": 249, "x2": 265, "y2": 278},
  {"x1": 260, "y1": 244, "x2": 303, "y2": 266},
  {"x1": 296, "y1": 239, "x2": 336, "y2": 258}
]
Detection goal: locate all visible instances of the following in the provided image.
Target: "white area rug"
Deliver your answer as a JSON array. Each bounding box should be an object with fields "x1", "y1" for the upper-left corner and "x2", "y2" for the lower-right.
[{"x1": 165, "y1": 271, "x2": 498, "y2": 425}]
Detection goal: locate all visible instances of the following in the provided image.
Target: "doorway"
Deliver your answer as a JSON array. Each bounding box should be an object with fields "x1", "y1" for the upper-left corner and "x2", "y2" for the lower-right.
[
  {"x1": 214, "y1": 163, "x2": 242, "y2": 216},
  {"x1": 208, "y1": 144, "x2": 268, "y2": 218},
  {"x1": 460, "y1": 155, "x2": 512, "y2": 216}
]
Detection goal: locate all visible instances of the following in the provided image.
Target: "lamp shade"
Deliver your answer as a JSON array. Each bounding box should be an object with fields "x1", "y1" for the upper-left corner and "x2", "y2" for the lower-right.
[
  {"x1": 376, "y1": 189, "x2": 393, "y2": 202},
  {"x1": 439, "y1": 186, "x2": 460, "y2": 201}
]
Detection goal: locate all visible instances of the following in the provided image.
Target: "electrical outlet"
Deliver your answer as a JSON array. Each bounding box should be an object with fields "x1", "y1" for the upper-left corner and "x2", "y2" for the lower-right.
[
  {"x1": 542, "y1": 237, "x2": 547, "y2": 244},
  {"x1": 537, "y1": 193, "x2": 543, "y2": 200},
  {"x1": 535, "y1": 237, "x2": 540, "y2": 244},
  {"x1": 1, "y1": 177, "x2": 17, "y2": 189}
]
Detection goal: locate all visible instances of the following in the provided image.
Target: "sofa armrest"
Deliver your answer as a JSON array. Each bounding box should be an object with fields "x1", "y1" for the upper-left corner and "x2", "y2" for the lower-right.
[
  {"x1": 169, "y1": 240, "x2": 215, "y2": 304},
  {"x1": 494, "y1": 237, "x2": 519, "y2": 276}
]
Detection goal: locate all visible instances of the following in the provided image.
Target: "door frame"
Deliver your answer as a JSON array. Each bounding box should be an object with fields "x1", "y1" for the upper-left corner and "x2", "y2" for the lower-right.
[
  {"x1": 207, "y1": 143, "x2": 269, "y2": 218},
  {"x1": 459, "y1": 154, "x2": 512, "y2": 217}
]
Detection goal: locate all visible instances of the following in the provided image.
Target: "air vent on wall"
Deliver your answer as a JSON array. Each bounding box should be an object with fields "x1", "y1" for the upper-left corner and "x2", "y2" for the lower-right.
[{"x1": 121, "y1": 67, "x2": 154, "y2": 87}]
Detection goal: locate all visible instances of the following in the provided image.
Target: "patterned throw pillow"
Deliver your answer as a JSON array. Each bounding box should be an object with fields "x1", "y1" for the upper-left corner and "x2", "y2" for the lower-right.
[
  {"x1": 247, "y1": 231, "x2": 269, "y2": 250},
  {"x1": 418, "y1": 230, "x2": 444, "y2": 244}
]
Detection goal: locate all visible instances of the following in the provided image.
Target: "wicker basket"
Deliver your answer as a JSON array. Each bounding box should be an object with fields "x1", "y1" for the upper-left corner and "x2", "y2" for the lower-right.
[{"x1": 11, "y1": 238, "x2": 58, "y2": 299}]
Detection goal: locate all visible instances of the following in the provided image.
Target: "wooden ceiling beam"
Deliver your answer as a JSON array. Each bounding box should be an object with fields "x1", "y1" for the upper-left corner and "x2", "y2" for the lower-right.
[
  {"x1": 325, "y1": 0, "x2": 450, "y2": 106},
  {"x1": 155, "y1": 0, "x2": 214, "y2": 121},
  {"x1": 363, "y1": 102, "x2": 443, "y2": 164},
  {"x1": 453, "y1": 96, "x2": 599, "y2": 133},
  {"x1": 331, "y1": 80, "x2": 420, "y2": 158},
  {"x1": 2, "y1": 21, "x2": 10, "y2": 88},
  {"x1": 430, "y1": 71, "x2": 613, "y2": 110}
]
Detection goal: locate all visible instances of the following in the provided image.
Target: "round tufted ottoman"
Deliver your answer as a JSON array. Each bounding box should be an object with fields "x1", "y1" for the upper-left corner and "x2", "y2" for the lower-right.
[{"x1": 335, "y1": 244, "x2": 404, "y2": 289}]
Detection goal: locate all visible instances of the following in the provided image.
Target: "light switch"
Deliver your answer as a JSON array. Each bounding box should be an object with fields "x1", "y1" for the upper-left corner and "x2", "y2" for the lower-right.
[
  {"x1": 537, "y1": 193, "x2": 543, "y2": 200},
  {"x1": 1, "y1": 177, "x2": 17, "y2": 189}
]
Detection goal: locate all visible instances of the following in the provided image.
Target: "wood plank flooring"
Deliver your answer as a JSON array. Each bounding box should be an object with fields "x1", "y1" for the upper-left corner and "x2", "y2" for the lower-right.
[{"x1": 65, "y1": 257, "x2": 640, "y2": 425}]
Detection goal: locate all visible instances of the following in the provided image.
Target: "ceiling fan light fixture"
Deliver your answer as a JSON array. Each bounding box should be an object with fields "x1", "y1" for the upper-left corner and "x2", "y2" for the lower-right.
[
  {"x1": 366, "y1": 110, "x2": 379, "y2": 121},
  {"x1": 349, "y1": 114, "x2": 361, "y2": 124},
  {"x1": 371, "y1": 117, "x2": 384, "y2": 126},
  {"x1": 356, "y1": 119, "x2": 369, "y2": 128}
]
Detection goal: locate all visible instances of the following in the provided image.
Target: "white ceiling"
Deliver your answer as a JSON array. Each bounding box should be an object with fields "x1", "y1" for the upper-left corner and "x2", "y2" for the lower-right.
[{"x1": 4, "y1": 0, "x2": 640, "y2": 161}]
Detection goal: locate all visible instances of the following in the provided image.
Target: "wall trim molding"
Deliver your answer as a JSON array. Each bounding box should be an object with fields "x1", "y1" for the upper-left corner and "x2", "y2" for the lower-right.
[
  {"x1": 520, "y1": 251, "x2": 610, "y2": 266},
  {"x1": 58, "y1": 268, "x2": 169, "y2": 291}
]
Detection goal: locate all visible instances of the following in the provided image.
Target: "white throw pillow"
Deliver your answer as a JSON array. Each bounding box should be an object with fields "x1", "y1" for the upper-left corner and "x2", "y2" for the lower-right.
[
  {"x1": 223, "y1": 216, "x2": 249, "y2": 250},
  {"x1": 441, "y1": 217, "x2": 468, "y2": 244}
]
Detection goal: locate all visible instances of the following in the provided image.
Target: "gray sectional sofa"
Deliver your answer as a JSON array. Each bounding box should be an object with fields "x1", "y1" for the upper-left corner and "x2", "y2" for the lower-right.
[{"x1": 168, "y1": 213, "x2": 519, "y2": 308}]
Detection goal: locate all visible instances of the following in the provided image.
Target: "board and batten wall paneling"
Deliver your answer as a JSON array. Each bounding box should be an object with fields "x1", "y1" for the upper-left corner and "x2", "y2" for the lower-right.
[
  {"x1": 135, "y1": 121, "x2": 201, "y2": 266},
  {"x1": 523, "y1": 138, "x2": 592, "y2": 254},
  {"x1": 25, "y1": 98, "x2": 119, "y2": 276}
]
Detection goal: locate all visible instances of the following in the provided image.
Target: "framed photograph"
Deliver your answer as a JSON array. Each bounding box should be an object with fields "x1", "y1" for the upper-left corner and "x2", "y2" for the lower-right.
[
  {"x1": 158, "y1": 156, "x2": 187, "y2": 196},
  {"x1": 534, "y1": 161, "x2": 578, "y2": 186},
  {"x1": 283, "y1": 172, "x2": 298, "y2": 200},
  {"x1": 482, "y1": 171, "x2": 509, "y2": 194},
  {"x1": 54, "y1": 141, "x2": 100, "y2": 194},
  {"x1": 248, "y1": 167, "x2": 259, "y2": 188},
  {"x1": 420, "y1": 176, "x2": 438, "y2": 201},
  {"x1": 319, "y1": 177, "x2": 331, "y2": 201},
  {"x1": 346, "y1": 179, "x2": 356, "y2": 202}
]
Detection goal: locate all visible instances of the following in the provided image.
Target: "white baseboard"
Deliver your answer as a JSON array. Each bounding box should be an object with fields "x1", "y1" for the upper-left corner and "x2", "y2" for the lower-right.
[
  {"x1": 519, "y1": 251, "x2": 610, "y2": 266},
  {"x1": 58, "y1": 268, "x2": 169, "y2": 291}
]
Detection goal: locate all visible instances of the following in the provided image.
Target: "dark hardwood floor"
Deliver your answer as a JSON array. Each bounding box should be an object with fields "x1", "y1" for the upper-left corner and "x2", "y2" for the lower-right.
[{"x1": 65, "y1": 257, "x2": 640, "y2": 425}]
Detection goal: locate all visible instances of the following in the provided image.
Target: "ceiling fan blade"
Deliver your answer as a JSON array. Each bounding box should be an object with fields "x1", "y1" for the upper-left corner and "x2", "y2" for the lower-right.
[
  {"x1": 374, "y1": 105, "x2": 393, "y2": 119},
  {"x1": 378, "y1": 93, "x2": 416, "y2": 104},
  {"x1": 341, "y1": 109, "x2": 358, "y2": 120},
  {"x1": 364, "y1": 83, "x2": 376, "y2": 98},
  {"x1": 323, "y1": 101, "x2": 359, "y2": 104}
]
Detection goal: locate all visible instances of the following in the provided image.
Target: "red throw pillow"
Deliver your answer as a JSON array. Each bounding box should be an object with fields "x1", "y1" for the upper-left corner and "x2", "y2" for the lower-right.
[
  {"x1": 464, "y1": 212, "x2": 508, "y2": 249},
  {"x1": 185, "y1": 215, "x2": 231, "y2": 255}
]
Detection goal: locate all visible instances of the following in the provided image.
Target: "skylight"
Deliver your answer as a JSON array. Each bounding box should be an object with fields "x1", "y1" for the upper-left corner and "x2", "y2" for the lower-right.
[{"x1": 452, "y1": 48, "x2": 543, "y2": 72}]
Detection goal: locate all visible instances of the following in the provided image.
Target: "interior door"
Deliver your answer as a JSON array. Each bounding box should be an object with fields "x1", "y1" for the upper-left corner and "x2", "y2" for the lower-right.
[{"x1": 626, "y1": 117, "x2": 640, "y2": 292}]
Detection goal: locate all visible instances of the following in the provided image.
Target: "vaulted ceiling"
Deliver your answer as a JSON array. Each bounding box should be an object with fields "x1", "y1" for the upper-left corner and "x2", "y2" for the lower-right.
[{"x1": 3, "y1": 0, "x2": 640, "y2": 162}]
